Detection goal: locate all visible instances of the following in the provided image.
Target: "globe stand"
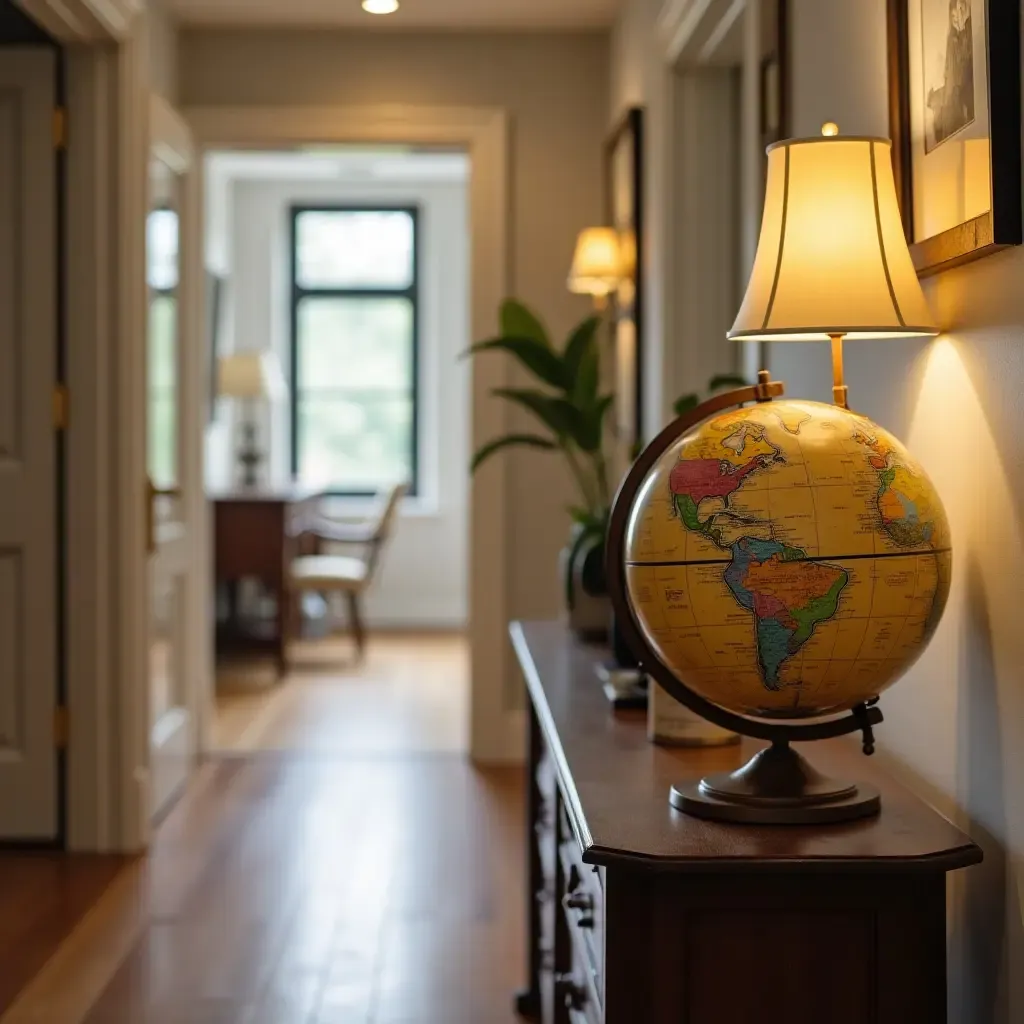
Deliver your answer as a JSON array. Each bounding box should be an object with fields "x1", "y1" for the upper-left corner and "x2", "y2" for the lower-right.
[
  {"x1": 669, "y1": 740, "x2": 880, "y2": 824},
  {"x1": 606, "y1": 372, "x2": 886, "y2": 827}
]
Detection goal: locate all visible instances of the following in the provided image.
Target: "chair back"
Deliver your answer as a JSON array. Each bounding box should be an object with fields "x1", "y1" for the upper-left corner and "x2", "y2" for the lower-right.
[{"x1": 365, "y1": 481, "x2": 409, "y2": 577}]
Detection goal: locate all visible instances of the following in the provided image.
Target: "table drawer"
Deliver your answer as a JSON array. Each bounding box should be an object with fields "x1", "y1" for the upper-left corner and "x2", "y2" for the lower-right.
[{"x1": 558, "y1": 836, "x2": 603, "y2": 1009}]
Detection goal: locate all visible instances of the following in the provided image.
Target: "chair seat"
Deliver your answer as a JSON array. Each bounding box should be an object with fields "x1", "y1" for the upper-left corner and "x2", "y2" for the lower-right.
[{"x1": 290, "y1": 555, "x2": 368, "y2": 590}]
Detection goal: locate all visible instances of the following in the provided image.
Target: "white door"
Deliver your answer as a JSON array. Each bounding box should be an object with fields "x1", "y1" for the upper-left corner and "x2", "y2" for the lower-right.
[
  {"x1": 0, "y1": 49, "x2": 58, "y2": 839},
  {"x1": 147, "y1": 97, "x2": 197, "y2": 820}
]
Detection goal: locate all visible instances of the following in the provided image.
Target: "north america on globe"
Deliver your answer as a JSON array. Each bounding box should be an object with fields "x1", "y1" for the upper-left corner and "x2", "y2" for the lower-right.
[{"x1": 624, "y1": 399, "x2": 952, "y2": 718}]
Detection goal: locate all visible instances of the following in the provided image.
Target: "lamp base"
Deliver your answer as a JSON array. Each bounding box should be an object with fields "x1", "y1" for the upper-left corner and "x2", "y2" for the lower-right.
[{"x1": 669, "y1": 740, "x2": 880, "y2": 825}]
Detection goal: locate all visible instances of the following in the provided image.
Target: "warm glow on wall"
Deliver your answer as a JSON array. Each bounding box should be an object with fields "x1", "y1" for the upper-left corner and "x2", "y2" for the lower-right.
[{"x1": 361, "y1": 0, "x2": 399, "y2": 13}]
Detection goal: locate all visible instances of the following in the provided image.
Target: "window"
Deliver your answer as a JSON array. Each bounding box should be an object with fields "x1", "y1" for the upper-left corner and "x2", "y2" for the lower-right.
[
  {"x1": 146, "y1": 207, "x2": 180, "y2": 489},
  {"x1": 289, "y1": 206, "x2": 419, "y2": 495}
]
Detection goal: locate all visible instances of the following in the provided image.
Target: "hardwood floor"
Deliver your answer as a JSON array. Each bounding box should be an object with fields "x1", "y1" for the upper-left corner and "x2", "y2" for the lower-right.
[
  {"x1": 2, "y1": 635, "x2": 518, "y2": 1023},
  {"x1": 0, "y1": 854, "x2": 124, "y2": 1017},
  {"x1": 212, "y1": 633, "x2": 468, "y2": 755},
  {"x1": 78, "y1": 757, "x2": 524, "y2": 1024}
]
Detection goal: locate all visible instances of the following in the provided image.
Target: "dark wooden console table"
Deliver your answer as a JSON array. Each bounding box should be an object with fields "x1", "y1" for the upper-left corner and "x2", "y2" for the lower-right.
[
  {"x1": 511, "y1": 620, "x2": 981, "y2": 1024},
  {"x1": 212, "y1": 486, "x2": 326, "y2": 675}
]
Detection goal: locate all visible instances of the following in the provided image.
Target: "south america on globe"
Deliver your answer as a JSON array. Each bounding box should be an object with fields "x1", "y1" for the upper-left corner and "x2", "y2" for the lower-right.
[{"x1": 624, "y1": 399, "x2": 951, "y2": 719}]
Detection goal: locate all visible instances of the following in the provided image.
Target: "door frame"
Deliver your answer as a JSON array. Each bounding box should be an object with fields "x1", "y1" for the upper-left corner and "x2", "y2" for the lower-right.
[
  {"x1": 15, "y1": 0, "x2": 151, "y2": 850},
  {"x1": 148, "y1": 92, "x2": 203, "y2": 820},
  {"x1": 185, "y1": 104, "x2": 522, "y2": 769}
]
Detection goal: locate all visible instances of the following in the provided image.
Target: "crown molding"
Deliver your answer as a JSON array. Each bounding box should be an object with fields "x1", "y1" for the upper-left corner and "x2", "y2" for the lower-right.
[
  {"x1": 15, "y1": 0, "x2": 141, "y2": 41},
  {"x1": 657, "y1": 0, "x2": 745, "y2": 67}
]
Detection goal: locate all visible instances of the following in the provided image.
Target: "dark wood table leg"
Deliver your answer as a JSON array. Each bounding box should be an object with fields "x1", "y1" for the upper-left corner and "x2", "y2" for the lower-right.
[
  {"x1": 275, "y1": 579, "x2": 289, "y2": 679},
  {"x1": 514, "y1": 703, "x2": 543, "y2": 1020}
]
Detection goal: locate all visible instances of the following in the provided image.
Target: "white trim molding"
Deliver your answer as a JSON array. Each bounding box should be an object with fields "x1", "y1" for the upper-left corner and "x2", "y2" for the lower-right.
[
  {"x1": 658, "y1": 0, "x2": 746, "y2": 67},
  {"x1": 15, "y1": 0, "x2": 140, "y2": 41},
  {"x1": 61, "y1": 12, "x2": 151, "y2": 851},
  {"x1": 185, "y1": 104, "x2": 522, "y2": 766}
]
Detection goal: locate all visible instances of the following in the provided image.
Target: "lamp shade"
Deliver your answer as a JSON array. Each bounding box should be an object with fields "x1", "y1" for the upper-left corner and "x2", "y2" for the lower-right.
[
  {"x1": 567, "y1": 227, "x2": 621, "y2": 297},
  {"x1": 217, "y1": 351, "x2": 286, "y2": 400},
  {"x1": 729, "y1": 136, "x2": 937, "y2": 341}
]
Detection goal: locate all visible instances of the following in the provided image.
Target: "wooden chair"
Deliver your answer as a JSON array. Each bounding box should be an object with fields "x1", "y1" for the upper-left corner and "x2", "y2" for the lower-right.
[{"x1": 288, "y1": 482, "x2": 408, "y2": 663}]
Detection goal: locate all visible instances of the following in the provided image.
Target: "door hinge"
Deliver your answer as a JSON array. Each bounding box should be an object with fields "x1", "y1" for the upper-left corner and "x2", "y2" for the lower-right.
[
  {"x1": 53, "y1": 384, "x2": 69, "y2": 431},
  {"x1": 53, "y1": 706, "x2": 69, "y2": 750},
  {"x1": 53, "y1": 106, "x2": 67, "y2": 150}
]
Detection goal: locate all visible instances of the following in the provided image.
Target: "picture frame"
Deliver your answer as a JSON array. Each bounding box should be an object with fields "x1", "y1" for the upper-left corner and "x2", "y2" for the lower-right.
[
  {"x1": 887, "y1": 0, "x2": 1022, "y2": 277},
  {"x1": 605, "y1": 107, "x2": 644, "y2": 469}
]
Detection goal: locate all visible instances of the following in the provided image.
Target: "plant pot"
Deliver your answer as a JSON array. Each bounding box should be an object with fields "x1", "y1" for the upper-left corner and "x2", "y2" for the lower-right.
[{"x1": 561, "y1": 525, "x2": 610, "y2": 642}]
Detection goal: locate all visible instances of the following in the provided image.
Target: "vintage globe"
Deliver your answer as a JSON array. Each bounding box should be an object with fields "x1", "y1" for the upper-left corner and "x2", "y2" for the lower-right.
[{"x1": 623, "y1": 399, "x2": 951, "y2": 720}]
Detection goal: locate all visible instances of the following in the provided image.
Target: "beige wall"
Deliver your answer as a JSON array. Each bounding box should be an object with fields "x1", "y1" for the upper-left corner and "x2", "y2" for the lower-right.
[
  {"x1": 780, "y1": 4, "x2": 1024, "y2": 1016},
  {"x1": 613, "y1": 0, "x2": 1023, "y2": 1017},
  {"x1": 178, "y1": 29, "x2": 609, "y2": 625},
  {"x1": 147, "y1": 0, "x2": 178, "y2": 101}
]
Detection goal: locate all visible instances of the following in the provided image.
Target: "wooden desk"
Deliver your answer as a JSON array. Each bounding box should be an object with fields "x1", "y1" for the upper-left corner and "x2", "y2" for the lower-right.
[
  {"x1": 212, "y1": 487, "x2": 325, "y2": 674},
  {"x1": 511, "y1": 620, "x2": 982, "y2": 1024}
]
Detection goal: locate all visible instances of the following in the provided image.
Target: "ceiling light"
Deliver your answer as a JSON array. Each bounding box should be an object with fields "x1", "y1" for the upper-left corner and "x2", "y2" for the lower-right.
[{"x1": 362, "y1": 0, "x2": 399, "y2": 13}]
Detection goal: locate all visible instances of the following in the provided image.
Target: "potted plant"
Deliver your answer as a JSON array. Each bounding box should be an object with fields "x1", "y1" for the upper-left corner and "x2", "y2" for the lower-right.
[{"x1": 465, "y1": 298, "x2": 745, "y2": 639}]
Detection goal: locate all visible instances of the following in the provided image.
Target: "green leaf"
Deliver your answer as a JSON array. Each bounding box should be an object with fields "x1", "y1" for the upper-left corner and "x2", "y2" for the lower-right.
[
  {"x1": 470, "y1": 434, "x2": 556, "y2": 473},
  {"x1": 574, "y1": 393, "x2": 613, "y2": 452},
  {"x1": 568, "y1": 506, "x2": 600, "y2": 528},
  {"x1": 708, "y1": 373, "x2": 749, "y2": 392},
  {"x1": 573, "y1": 343, "x2": 600, "y2": 407},
  {"x1": 500, "y1": 299, "x2": 550, "y2": 348},
  {"x1": 492, "y1": 388, "x2": 589, "y2": 447},
  {"x1": 673, "y1": 393, "x2": 700, "y2": 417},
  {"x1": 563, "y1": 316, "x2": 602, "y2": 380},
  {"x1": 463, "y1": 336, "x2": 567, "y2": 390}
]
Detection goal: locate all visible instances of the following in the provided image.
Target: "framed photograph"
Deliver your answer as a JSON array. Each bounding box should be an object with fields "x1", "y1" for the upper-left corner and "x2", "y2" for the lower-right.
[
  {"x1": 759, "y1": 0, "x2": 789, "y2": 150},
  {"x1": 887, "y1": 0, "x2": 1021, "y2": 276},
  {"x1": 605, "y1": 107, "x2": 643, "y2": 471}
]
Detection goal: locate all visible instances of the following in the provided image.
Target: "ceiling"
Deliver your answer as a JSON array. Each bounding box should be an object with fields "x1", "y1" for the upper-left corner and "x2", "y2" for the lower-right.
[{"x1": 170, "y1": 0, "x2": 620, "y2": 29}]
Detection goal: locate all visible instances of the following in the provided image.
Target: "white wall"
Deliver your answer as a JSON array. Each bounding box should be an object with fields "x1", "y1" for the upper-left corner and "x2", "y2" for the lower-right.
[
  {"x1": 781, "y1": 8, "x2": 1024, "y2": 1016},
  {"x1": 220, "y1": 175, "x2": 470, "y2": 628}
]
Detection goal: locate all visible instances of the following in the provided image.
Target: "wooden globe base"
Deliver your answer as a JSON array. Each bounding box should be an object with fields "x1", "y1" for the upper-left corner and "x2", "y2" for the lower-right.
[{"x1": 669, "y1": 741, "x2": 881, "y2": 825}]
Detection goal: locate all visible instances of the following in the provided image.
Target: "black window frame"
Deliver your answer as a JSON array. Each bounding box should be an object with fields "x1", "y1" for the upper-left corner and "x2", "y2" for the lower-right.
[{"x1": 288, "y1": 203, "x2": 420, "y2": 497}]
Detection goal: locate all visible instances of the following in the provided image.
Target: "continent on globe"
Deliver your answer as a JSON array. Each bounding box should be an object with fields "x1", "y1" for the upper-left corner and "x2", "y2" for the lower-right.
[
  {"x1": 669, "y1": 457, "x2": 765, "y2": 545},
  {"x1": 724, "y1": 538, "x2": 849, "y2": 690},
  {"x1": 853, "y1": 431, "x2": 943, "y2": 549}
]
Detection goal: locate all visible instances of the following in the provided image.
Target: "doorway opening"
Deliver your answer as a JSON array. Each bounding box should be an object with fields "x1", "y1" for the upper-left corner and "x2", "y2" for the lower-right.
[{"x1": 202, "y1": 146, "x2": 472, "y2": 758}]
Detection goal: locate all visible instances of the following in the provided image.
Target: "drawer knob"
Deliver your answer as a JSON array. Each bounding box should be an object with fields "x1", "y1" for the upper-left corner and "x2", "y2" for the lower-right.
[
  {"x1": 554, "y1": 974, "x2": 587, "y2": 1011},
  {"x1": 563, "y1": 890, "x2": 594, "y2": 913}
]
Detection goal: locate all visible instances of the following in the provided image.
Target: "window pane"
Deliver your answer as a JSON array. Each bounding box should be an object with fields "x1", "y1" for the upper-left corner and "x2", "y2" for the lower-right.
[
  {"x1": 297, "y1": 297, "x2": 413, "y2": 391},
  {"x1": 296, "y1": 392, "x2": 413, "y2": 492},
  {"x1": 147, "y1": 208, "x2": 179, "y2": 291},
  {"x1": 295, "y1": 210, "x2": 414, "y2": 289},
  {"x1": 147, "y1": 294, "x2": 178, "y2": 488}
]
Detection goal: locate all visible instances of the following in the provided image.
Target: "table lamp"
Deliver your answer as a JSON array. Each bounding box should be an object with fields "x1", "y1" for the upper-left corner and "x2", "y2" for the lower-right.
[
  {"x1": 728, "y1": 122, "x2": 938, "y2": 404},
  {"x1": 605, "y1": 125, "x2": 951, "y2": 824},
  {"x1": 567, "y1": 227, "x2": 622, "y2": 308},
  {"x1": 217, "y1": 351, "x2": 286, "y2": 489}
]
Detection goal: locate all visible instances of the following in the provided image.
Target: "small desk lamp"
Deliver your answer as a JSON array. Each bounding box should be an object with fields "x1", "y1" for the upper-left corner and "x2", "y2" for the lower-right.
[
  {"x1": 728, "y1": 123, "x2": 938, "y2": 404},
  {"x1": 567, "y1": 227, "x2": 622, "y2": 309},
  {"x1": 217, "y1": 351, "x2": 286, "y2": 489}
]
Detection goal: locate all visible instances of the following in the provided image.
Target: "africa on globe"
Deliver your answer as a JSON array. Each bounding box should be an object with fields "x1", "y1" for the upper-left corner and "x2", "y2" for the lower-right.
[{"x1": 623, "y1": 399, "x2": 951, "y2": 720}]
